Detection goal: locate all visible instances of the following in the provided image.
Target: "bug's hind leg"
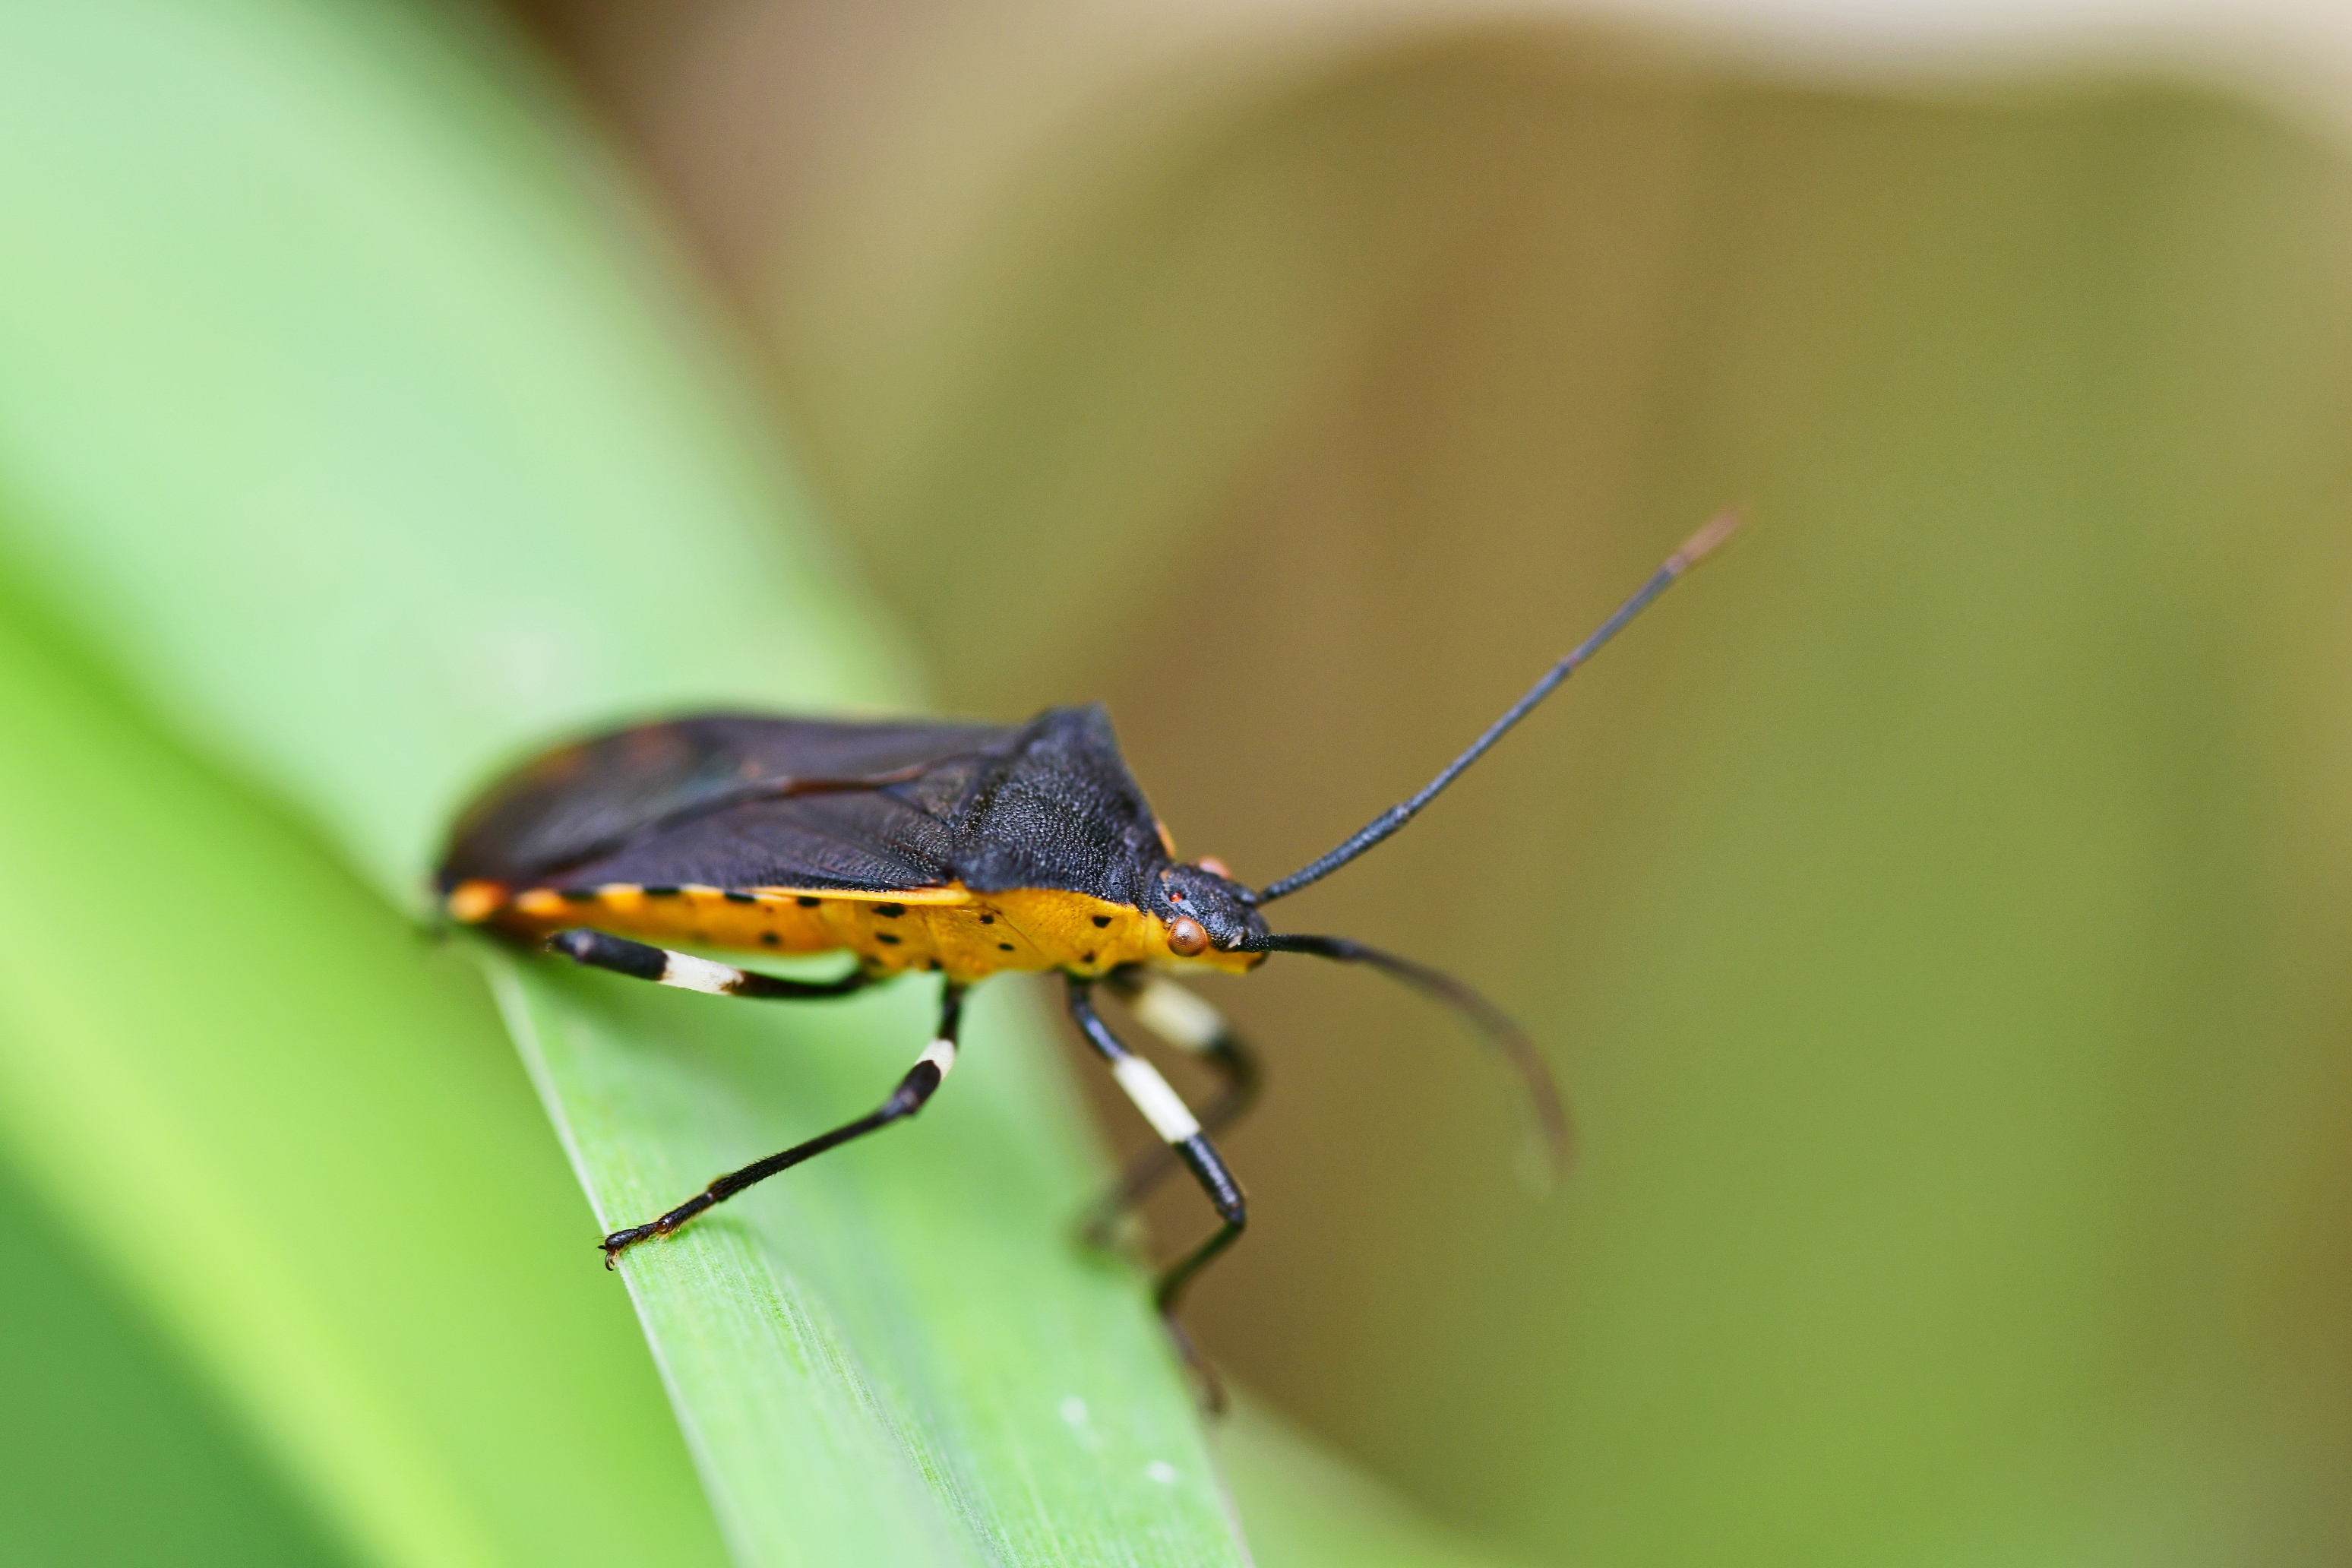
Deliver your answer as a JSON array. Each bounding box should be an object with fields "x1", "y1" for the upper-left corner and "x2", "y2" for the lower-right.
[
  {"x1": 548, "y1": 928, "x2": 873, "y2": 999},
  {"x1": 1079, "y1": 973, "x2": 1260, "y2": 1250},
  {"x1": 1067, "y1": 979, "x2": 1246, "y2": 1408},
  {"x1": 601, "y1": 982, "x2": 966, "y2": 1266}
]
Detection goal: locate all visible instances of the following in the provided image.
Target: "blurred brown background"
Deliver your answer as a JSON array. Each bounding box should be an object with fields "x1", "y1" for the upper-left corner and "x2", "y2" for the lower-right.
[{"x1": 511, "y1": 8, "x2": 2352, "y2": 1562}]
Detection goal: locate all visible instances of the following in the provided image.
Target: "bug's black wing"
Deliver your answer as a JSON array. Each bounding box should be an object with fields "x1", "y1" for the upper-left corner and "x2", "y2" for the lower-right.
[
  {"x1": 439, "y1": 706, "x2": 1171, "y2": 902},
  {"x1": 438, "y1": 714, "x2": 1016, "y2": 891},
  {"x1": 541, "y1": 778, "x2": 981, "y2": 893}
]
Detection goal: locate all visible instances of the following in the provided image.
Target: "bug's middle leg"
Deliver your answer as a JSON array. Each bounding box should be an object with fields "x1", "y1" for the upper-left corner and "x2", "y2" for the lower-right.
[
  {"x1": 601, "y1": 982, "x2": 966, "y2": 1266},
  {"x1": 1080, "y1": 972, "x2": 1260, "y2": 1249},
  {"x1": 1065, "y1": 980, "x2": 1247, "y2": 1316}
]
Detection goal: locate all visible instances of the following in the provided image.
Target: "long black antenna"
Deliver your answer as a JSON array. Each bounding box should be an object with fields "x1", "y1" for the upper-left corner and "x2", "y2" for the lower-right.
[
  {"x1": 1253, "y1": 509, "x2": 1741, "y2": 905},
  {"x1": 1250, "y1": 932, "x2": 1573, "y2": 1174}
]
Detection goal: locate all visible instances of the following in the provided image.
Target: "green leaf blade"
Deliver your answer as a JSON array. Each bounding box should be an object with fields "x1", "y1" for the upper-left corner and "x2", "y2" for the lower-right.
[
  {"x1": 0, "y1": 589, "x2": 733, "y2": 1568},
  {"x1": 0, "y1": 1, "x2": 1253, "y2": 1563}
]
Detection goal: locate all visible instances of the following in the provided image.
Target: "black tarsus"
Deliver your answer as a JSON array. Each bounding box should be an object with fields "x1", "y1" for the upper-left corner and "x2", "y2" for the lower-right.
[
  {"x1": 602, "y1": 982, "x2": 966, "y2": 1266},
  {"x1": 1155, "y1": 1136, "x2": 1247, "y2": 1314},
  {"x1": 1251, "y1": 932, "x2": 1573, "y2": 1178},
  {"x1": 1253, "y1": 510, "x2": 1740, "y2": 905}
]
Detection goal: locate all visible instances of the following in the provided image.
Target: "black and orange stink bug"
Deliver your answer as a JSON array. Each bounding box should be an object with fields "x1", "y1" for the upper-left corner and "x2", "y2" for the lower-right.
[{"x1": 437, "y1": 512, "x2": 1738, "y2": 1361}]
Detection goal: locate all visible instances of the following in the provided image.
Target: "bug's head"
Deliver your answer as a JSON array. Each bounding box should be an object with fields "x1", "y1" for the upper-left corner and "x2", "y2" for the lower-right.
[{"x1": 1148, "y1": 858, "x2": 1269, "y2": 972}]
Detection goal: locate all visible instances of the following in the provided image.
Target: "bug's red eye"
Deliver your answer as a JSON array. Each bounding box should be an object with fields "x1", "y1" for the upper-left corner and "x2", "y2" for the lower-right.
[{"x1": 1167, "y1": 915, "x2": 1209, "y2": 956}]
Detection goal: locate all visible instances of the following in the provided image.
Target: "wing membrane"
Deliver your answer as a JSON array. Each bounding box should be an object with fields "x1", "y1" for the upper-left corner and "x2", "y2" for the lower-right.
[
  {"x1": 546, "y1": 791, "x2": 966, "y2": 894},
  {"x1": 439, "y1": 715, "x2": 1013, "y2": 889}
]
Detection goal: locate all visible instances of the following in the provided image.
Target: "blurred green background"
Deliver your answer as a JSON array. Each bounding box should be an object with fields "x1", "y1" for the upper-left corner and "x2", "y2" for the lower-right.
[{"x1": 4, "y1": 0, "x2": 2350, "y2": 1564}]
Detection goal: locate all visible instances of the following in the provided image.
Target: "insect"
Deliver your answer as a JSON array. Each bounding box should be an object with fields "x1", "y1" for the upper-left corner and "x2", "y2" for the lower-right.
[{"x1": 438, "y1": 511, "x2": 1737, "y2": 1345}]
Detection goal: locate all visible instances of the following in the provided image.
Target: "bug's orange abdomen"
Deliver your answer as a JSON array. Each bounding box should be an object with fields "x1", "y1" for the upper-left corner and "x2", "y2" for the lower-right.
[{"x1": 447, "y1": 879, "x2": 1255, "y2": 984}]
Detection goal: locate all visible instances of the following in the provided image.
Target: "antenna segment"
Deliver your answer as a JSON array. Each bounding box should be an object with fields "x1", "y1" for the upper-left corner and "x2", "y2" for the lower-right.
[{"x1": 1253, "y1": 509, "x2": 1741, "y2": 905}]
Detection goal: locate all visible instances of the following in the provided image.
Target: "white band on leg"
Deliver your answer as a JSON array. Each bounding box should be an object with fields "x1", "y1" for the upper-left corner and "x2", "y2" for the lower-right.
[
  {"x1": 1133, "y1": 979, "x2": 1225, "y2": 1053},
  {"x1": 659, "y1": 952, "x2": 744, "y2": 995},
  {"x1": 1112, "y1": 1055, "x2": 1202, "y2": 1143}
]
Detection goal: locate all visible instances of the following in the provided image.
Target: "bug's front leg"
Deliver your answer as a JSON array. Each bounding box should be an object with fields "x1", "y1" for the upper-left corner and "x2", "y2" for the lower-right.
[
  {"x1": 602, "y1": 982, "x2": 966, "y2": 1266},
  {"x1": 1067, "y1": 978, "x2": 1247, "y2": 1402},
  {"x1": 1079, "y1": 972, "x2": 1260, "y2": 1249}
]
